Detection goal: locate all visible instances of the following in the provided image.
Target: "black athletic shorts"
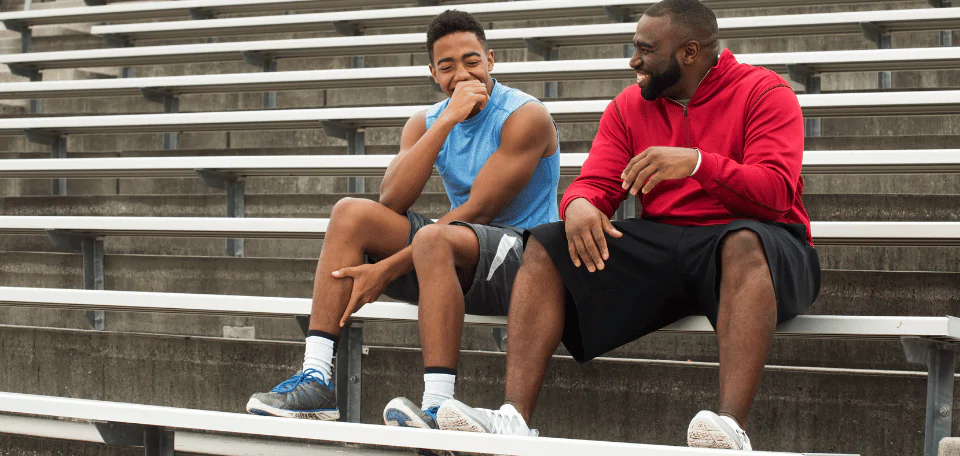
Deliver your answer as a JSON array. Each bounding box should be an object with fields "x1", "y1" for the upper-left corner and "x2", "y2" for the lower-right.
[
  {"x1": 526, "y1": 218, "x2": 821, "y2": 363},
  {"x1": 366, "y1": 211, "x2": 524, "y2": 316}
]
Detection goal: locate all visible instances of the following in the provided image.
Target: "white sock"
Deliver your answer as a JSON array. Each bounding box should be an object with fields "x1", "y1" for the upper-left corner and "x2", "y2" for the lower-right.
[
  {"x1": 303, "y1": 336, "x2": 335, "y2": 381},
  {"x1": 421, "y1": 373, "x2": 456, "y2": 410}
]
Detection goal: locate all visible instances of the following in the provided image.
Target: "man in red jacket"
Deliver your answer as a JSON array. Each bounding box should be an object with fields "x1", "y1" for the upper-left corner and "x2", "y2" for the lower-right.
[{"x1": 436, "y1": 0, "x2": 820, "y2": 450}]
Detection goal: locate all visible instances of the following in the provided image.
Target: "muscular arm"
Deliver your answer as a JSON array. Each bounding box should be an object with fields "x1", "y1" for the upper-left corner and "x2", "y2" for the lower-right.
[
  {"x1": 691, "y1": 85, "x2": 804, "y2": 220},
  {"x1": 378, "y1": 102, "x2": 557, "y2": 279},
  {"x1": 378, "y1": 111, "x2": 454, "y2": 214},
  {"x1": 559, "y1": 100, "x2": 631, "y2": 220}
]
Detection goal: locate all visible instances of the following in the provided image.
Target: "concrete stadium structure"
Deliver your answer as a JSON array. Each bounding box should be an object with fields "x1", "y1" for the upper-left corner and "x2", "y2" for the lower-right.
[{"x1": 0, "y1": 0, "x2": 957, "y2": 455}]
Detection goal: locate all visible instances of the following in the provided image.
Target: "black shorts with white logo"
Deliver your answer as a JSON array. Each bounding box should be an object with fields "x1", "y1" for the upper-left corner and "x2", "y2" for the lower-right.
[
  {"x1": 526, "y1": 218, "x2": 821, "y2": 363},
  {"x1": 366, "y1": 210, "x2": 524, "y2": 316}
]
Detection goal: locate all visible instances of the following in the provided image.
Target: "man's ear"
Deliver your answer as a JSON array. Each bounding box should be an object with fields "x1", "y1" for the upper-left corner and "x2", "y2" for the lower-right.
[
  {"x1": 486, "y1": 49, "x2": 495, "y2": 71},
  {"x1": 428, "y1": 63, "x2": 439, "y2": 84},
  {"x1": 683, "y1": 41, "x2": 700, "y2": 65}
]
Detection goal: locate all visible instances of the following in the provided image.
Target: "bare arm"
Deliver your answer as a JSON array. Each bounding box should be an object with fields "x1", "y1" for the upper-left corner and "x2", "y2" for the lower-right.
[
  {"x1": 379, "y1": 81, "x2": 491, "y2": 214},
  {"x1": 378, "y1": 103, "x2": 555, "y2": 280},
  {"x1": 335, "y1": 102, "x2": 555, "y2": 325},
  {"x1": 378, "y1": 110, "x2": 446, "y2": 214}
]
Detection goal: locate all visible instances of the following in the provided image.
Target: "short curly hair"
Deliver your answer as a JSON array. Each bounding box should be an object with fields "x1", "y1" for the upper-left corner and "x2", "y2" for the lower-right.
[
  {"x1": 644, "y1": 0, "x2": 718, "y2": 42},
  {"x1": 426, "y1": 10, "x2": 487, "y2": 63}
]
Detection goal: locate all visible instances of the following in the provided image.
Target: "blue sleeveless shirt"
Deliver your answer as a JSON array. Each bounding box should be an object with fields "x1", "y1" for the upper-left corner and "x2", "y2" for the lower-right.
[{"x1": 425, "y1": 80, "x2": 560, "y2": 230}]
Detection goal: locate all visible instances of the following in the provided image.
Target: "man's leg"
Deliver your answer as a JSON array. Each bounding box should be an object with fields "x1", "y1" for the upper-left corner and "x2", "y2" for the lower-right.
[
  {"x1": 247, "y1": 197, "x2": 411, "y2": 419},
  {"x1": 435, "y1": 236, "x2": 566, "y2": 436},
  {"x1": 307, "y1": 197, "x2": 412, "y2": 335},
  {"x1": 410, "y1": 224, "x2": 480, "y2": 371},
  {"x1": 502, "y1": 236, "x2": 566, "y2": 425},
  {"x1": 382, "y1": 223, "x2": 479, "y2": 432},
  {"x1": 715, "y1": 230, "x2": 778, "y2": 428}
]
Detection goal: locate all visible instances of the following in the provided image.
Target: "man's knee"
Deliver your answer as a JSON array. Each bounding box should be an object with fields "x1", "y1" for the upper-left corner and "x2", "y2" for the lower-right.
[
  {"x1": 521, "y1": 236, "x2": 554, "y2": 270},
  {"x1": 719, "y1": 229, "x2": 768, "y2": 273},
  {"x1": 410, "y1": 224, "x2": 453, "y2": 264},
  {"x1": 329, "y1": 197, "x2": 380, "y2": 232}
]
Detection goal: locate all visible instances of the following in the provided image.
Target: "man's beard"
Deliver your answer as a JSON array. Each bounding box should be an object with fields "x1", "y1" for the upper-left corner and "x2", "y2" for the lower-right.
[{"x1": 640, "y1": 57, "x2": 682, "y2": 101}]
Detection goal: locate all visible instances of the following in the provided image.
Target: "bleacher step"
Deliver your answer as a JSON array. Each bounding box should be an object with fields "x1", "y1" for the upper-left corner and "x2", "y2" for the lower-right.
[{"x1": 0, "y1": 324, "x2": 929, "y2": 454}]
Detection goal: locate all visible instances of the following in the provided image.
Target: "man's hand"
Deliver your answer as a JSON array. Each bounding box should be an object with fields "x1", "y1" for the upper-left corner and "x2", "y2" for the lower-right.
[
  {"x1": 621, "y1": 146, "x2": 699, "y2": 195},
  {"x1": 564, "y1": 198, "x2": 623, "y2": 273},
  {"x1": 333, "y1": 262, "x2": 395, "y2": 327},
  {"x1": 438, "y1": 81, "x2": 489, "y2": 125}
]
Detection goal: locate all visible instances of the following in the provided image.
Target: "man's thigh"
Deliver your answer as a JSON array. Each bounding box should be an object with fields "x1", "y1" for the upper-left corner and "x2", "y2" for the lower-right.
[
  {"x1": 452, "y1": 223, "x2": 524, "y2": 317},
  {"x1": 525, "y1": 218, "x2": 692, "y2": 362},
  {"x1": 330, "y1": 197, "x2": 413, "y2": 260}
]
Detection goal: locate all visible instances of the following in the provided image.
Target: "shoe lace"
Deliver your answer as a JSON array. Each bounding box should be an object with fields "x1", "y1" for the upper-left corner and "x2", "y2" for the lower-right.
[
  {"x1": 424, "y1": 406, "x2": 440, "y2": 421},
  {"x1": 736, "y1": 428, "x2": 752, "y2": 449},
  {"x1": 482, "y1": 408, "x2": 527, "y2": 435},
  {"x1": 270, "y1": 368, "x2": 330, "y2": 394}
]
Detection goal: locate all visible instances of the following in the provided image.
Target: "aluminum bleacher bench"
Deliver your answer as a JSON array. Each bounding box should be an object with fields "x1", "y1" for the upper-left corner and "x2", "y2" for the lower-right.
[
  {"x1": 0, "y1": 392, "x2": 852, "y2": 456},
  {"x1": 3, "y1": 90, "x2": 957, "y2": 199},
  {"x1": 0, "y1": 0, "x2": 916, "y2": 41},
  {"x1": 0, "y1": 91, "x2": 957, "y2": 137},
  {"x1": 1, "y1": 217, "x2": 954, "y2": 245},
  {"x1": 0, "y1": 284, "x2": 955, "y2": 454},
  {"x1": 87, "y1": 0, "x2": 924, "y2": 42},
  {"x1": 2, "y1": 8, "x2": 956, "y2": 79},
  {"x1": 0, "y1": 48, "x2": 957, "y2": 102},
  {"x1": 0, "y1": 150, "x2": 958, "y2": 178},
  {"x1": 0, "y1": 0, "x2": 425, "y2": 30}
]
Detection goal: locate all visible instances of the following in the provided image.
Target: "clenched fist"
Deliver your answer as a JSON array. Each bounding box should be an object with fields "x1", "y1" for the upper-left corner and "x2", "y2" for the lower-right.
[{"x1": 438, "y1": 80, "x2": 490, "y2": 125}]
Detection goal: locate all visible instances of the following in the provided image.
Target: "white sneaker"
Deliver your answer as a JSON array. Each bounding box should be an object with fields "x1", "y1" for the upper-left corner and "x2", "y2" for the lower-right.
[
  {"x1": 437, "y1": 400, "x2": 538, "y2": 437},
  {"x1": 687, "y1": 410, "x2": 752, "y2": 451}
]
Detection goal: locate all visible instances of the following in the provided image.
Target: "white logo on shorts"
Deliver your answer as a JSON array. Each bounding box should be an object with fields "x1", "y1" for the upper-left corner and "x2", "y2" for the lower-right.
[{"x1": 487, "y1": 235, "x2": 519, "y2": 281}]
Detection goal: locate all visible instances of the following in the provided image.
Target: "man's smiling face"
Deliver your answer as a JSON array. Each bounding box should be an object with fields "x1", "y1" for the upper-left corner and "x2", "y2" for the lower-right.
[
  {"x1": 629, "y1": 14, "x2": 684, "y2": 101},
  {"x1": 429, "y1": 31, "x2": 495, "y2": 98}
]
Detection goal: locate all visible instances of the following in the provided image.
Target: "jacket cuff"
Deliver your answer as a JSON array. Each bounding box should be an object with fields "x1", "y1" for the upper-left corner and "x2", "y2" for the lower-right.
[{"x1": 690, "y1": 148, "x2": 720, "y2": 187}]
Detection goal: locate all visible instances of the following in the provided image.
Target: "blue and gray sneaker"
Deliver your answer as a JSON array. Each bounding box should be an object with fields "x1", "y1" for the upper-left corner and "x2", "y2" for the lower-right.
[
  {"x1": 246, "y1": 368, "x2": 339, "y2": 420},
  {"x1": 383, "y1": 397, "x2": 455, "y2": 456}
]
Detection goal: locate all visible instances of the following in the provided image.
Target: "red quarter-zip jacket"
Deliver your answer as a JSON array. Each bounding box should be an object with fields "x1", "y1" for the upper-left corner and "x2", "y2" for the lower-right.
[{"x1": 560, "y1": 49, "x2": 813, "y2": 245}]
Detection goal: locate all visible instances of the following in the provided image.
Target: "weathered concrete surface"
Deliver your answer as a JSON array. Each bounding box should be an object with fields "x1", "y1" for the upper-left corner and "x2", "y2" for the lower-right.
[
  {"x1": 0, "y1": 253, "x2": 955, "y2": 370},
  {"x1": 0, "y1": 436, "x2": 139, "y2": 456},
  {"x1": 0, "y1": 325, "x2": 952, "y2": 456},
  {"x1": 0, "y1": 193, "x2": 955, "y2": 222},
  {"x1": 941, "y1": 438, "x2": 960, "y2": 456}
]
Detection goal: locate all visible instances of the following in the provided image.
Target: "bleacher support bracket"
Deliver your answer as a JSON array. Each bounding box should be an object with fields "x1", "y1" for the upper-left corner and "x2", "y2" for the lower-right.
[
  {"x1": 241, "y1": 51, "x2": 278, "y2": 108},
  {"x1": 902, "y1": 337, "x2": 957, "y2": 456},
  {"x1": 859, "y1": 22, "x2": 892, "y2": 89},
  {"x1": 196, "y1": 169, "x2": 245, "y2": 257},
  {"x1": 603, "y1": 6, "x2": 631, "y2": 23},
  {"x1": 787, "y1": 64, "x2": 821, "y2": 137},
  {"x1": 46, "y1": 229, "x2": 105, "y2": 330},
  {"x1": 140, "y1": 88, "x2": 180, "y2": 150},
  {"x1": 24, "y1": 130, "x2": 66, "y2": 194},
  {"x1": 523, "y1": 38, "x2": 559, "y2": 99},
  {"x1": 94, "y1": 421, "x2": 174, "y2": 456},
  {"x1": 321, "y1": 121, "x2": 366, "y2": 193}
]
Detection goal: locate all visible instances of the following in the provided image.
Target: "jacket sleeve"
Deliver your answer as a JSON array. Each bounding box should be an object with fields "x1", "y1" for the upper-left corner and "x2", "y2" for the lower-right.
[
  {"x1": 690, "y1": 85, "x2": 804, "y2": 221},
  {"x1": 559, "y1": 99, "x2": 631, "y2": 220}
]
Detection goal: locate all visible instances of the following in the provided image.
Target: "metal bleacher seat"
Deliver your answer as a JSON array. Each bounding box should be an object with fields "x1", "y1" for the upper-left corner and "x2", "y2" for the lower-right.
[
  {"x1": 2, "y1": 8, "x2": 957, "y2": 80},
  {"x1": 2, "y1": 90, "x2": 958, "y2": 139},
  {"x1": 0, "y1": 47, "x2": 957, "y2": 101},
  {"x1": 0, "y1": 0, "x2": 956, "y2": 454},
  {"x1": 0, "y1": 389, "x2": 852, "y2": 455},
  {"x1": 87, "y1": 0, "x2": 931, "y2": 42},
  {"x1": 0, "y1": 150, "x2": 957, "y2": 179}
]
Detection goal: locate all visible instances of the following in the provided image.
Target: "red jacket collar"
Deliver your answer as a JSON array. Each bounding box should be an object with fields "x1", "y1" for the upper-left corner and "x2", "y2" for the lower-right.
[{"x1": 683, "y1": 49, "x2": 737, "y2": 106}]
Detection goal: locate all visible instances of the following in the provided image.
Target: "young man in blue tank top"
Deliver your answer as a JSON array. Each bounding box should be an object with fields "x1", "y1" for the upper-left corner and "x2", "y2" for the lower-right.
[{"x1": 246, "y1": 9, "x2": 561, "y2": 441}]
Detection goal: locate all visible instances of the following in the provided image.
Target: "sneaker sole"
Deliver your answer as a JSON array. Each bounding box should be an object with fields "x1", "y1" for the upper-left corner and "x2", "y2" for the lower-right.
[
  {"x1": 437, "y1": 403, "x2": 486, "y2": 433},
  {"x1": 245, "y1": 397, "x2": 340, "y2": 421},
  {"x1": 383, "y1": 399, "x2": 432, "y2": 429},
  {"x1": 687, "y1": 413, "x2": 740, "y2": 450}
]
